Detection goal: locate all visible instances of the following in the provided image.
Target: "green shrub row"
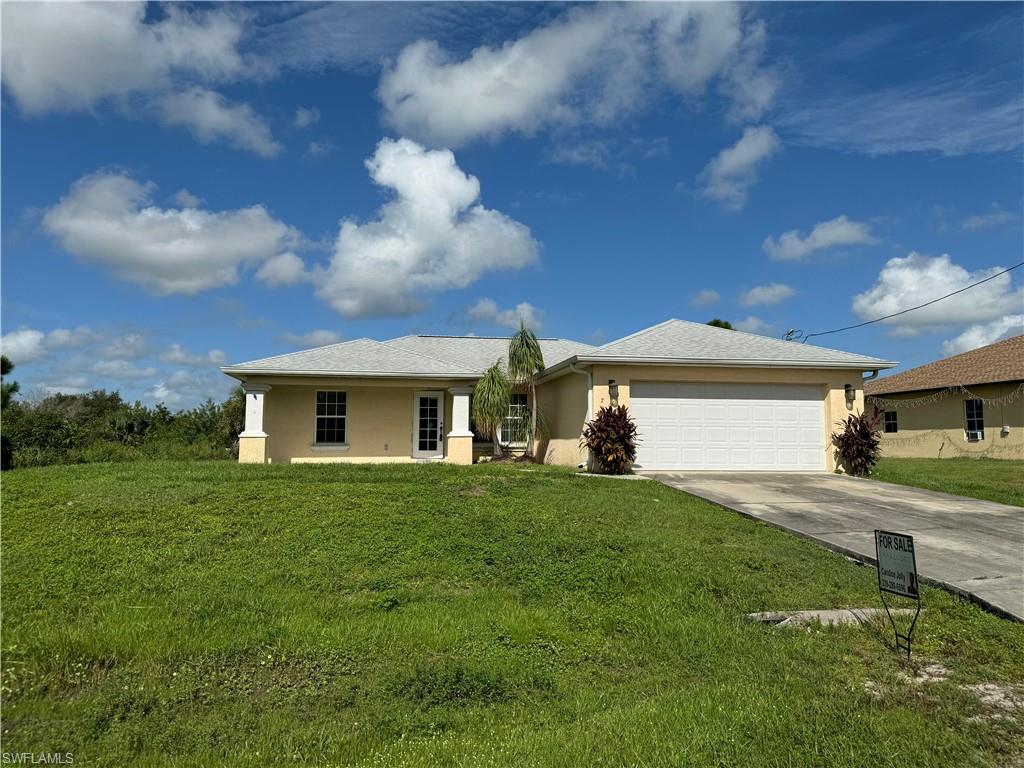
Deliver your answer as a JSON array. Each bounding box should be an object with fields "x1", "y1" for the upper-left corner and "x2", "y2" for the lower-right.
[{"x1": 1, "y1": 387, "x2": 244, "y2": 469}]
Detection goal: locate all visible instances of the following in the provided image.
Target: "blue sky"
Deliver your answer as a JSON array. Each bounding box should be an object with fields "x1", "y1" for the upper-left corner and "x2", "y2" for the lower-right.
[{"x1": 2, "y1": 2, "x2": 1022, "y2": 408}]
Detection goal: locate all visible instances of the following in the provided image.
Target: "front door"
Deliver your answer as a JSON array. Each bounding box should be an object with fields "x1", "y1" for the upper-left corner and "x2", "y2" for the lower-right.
[{"x1": 413, "y1": 391, "x2": 444, "y2": 459}]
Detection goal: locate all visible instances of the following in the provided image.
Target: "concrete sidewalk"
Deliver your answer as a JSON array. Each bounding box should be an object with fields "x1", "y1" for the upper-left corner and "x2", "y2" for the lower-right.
[{"x1": 646, "y1": 472, "x2": 1024, "y2": 622}]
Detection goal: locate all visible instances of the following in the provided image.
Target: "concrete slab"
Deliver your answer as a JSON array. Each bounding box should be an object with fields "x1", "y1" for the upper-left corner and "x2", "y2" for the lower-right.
[{"x1": 645, "y1": 472, "x2": 1024, "y2": 622}]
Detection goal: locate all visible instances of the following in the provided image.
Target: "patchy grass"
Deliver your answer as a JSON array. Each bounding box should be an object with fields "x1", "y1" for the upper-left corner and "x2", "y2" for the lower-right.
[
  {"x1": 872, "y1": 457, "x2": 1024, "y2": 507},
  {"x1": 2, "y1": 461, "x2": 1023, "y2": 766}
]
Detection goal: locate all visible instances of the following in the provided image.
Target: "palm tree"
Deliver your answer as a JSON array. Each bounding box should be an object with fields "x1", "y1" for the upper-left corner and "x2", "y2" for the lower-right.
[
  {"x1": 507, "y1": 320, "x2": 545, "y2": 456},
  {"x1": 472, "y1": 361, "x2": 511, "y2": 456},
  {"x1": 707, "y1": 318, "x2": 734, "y2": 330}
]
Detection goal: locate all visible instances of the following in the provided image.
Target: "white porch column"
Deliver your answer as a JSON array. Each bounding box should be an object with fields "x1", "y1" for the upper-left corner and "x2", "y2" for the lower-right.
[
  {"x1": 239, "y1": 383, "x2": 271, "y2": 464},
  {"x1": 446, "y1": 386, "x2": 474, "y2": 465},
  {"x1": 240, "y1": 383, "x2": 272, "y2": 437}
]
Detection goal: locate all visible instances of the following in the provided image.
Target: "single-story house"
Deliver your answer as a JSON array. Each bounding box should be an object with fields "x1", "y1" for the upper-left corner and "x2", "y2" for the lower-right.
[
  {"x1": 222, "y1": 319, "x2": 895, "y2": 472},
  {"x1": 865, "y1": 334, "x2": 1024, "y2": 460}
]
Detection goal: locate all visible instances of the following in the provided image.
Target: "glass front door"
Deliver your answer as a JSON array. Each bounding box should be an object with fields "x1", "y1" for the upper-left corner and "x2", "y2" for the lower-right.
[{"x1": 413, "y1": 392, "x2": 444, "y2": 459}]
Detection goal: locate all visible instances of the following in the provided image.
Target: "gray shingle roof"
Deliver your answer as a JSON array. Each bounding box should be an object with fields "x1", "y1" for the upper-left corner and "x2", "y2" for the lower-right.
[
  {"x1": 223, "y1": 319, "x2": 894, "y2": 379},
  {"x1": 223, "y1": 338, "x2": 478, "y2": 377},
  {"x1": 579, "y1": 319, "x2": 894, "y2": 368},
  {"x1": 387, "y1": 335, "x2": 595, "y2": 375}
]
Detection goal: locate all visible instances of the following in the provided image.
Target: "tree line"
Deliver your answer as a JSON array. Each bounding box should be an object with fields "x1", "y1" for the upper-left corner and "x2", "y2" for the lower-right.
[{"x1": 1, "y1": 355, "x2": 244, "y2": 470}]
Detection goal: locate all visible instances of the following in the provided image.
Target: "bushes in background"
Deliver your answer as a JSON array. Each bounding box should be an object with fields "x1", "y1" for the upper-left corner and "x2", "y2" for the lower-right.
[{"x1": 0, "y1": 386, "x2": 245, "y2": 469}]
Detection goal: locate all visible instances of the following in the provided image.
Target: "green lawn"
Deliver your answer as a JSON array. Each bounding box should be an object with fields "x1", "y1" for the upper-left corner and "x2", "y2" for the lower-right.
[
  {"x1": 2, "y1": 461, "x2": 1022, "y2": 767},
  {"x1": 872, "y1": 457, "x2": 1024, "y2": 507}
]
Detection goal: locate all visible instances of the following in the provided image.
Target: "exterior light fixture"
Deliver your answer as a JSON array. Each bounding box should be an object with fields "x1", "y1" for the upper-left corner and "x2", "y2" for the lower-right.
[
  {"x1": 844, "y1": 384, "x2": 855, "y2": 402},
  {"x1": 609, "y1": 379, "x2": 619, "y2": 406}
]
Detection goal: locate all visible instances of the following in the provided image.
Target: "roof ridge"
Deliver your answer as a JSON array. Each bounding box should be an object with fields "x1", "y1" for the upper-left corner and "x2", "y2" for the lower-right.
[
  {"x1": 224, "y1": 337, "x2": 362, "y2": 368},
  {"x1": 376, "y1": 338, "x2": 478, "y2": 373},
  {"x1": 594, "y1": 318, "x2": 680, "y2": 351},
  {"x1": 672, "y1": 318, "x2": 889, "y2": 363}
]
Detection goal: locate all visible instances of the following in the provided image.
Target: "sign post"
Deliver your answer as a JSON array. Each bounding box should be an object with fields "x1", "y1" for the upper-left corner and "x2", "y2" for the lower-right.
[{"x1": 874, "y1": 530, "x2": 921, "y2": 657}]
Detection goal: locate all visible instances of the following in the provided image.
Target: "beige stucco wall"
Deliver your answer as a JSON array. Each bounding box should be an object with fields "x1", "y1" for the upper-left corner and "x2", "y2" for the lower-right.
[
  {"x1": 536, "y1": 369, "x2": 589, "y2": 467},
  {"x1": 585, "y1": 365, "x2": 865, "y2": 472},
  {"x1": 868, "y1": 381, "x2": 1024, "y2": 460},
  {"x1": 243, "y1": 377, "x2": 475, "y2": 464}
]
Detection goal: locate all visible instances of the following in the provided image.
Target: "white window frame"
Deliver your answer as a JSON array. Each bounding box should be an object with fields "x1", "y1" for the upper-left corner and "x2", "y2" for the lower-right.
[
  {"x1": 883, "y1": 411, "x2": 898, "y2": 434},
  {"x1": 313, "y1": 390, "x2": 347, "y2": 447},
  {"x1": 498, "y1": 393, "x2": 530, "y2": 448},
  {"x1": 964, "y1": 398, "x2": 984, "y2": 440}
]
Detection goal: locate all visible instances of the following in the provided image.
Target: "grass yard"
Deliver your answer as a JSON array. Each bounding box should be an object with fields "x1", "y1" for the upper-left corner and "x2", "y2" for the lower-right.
[
  {"x1": 872, "y1": 457, "x2": 1024, "y2": 507},
  {"x1": 2, "y1": 461, "x2": 1022, "y2": 767}
]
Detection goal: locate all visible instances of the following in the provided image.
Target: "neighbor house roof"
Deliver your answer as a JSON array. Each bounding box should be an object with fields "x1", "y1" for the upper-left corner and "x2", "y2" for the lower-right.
[
  {"x1": 223, "y1": 318, "x2": 894, "y2": 380},
  {"x1": 865, "y1": 334, "x2": 1024, "y2": 396}
]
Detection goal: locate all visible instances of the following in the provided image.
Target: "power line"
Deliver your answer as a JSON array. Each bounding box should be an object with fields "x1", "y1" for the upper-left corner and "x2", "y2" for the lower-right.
[{"x1": 790, "y1": 261, "x2": 1024, "y2": 344}]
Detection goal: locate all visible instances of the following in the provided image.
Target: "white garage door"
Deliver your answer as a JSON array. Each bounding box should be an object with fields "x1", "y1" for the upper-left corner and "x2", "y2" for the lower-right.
[{"x1": 631, "y1": 382, "x2": 825, "y2": 471}]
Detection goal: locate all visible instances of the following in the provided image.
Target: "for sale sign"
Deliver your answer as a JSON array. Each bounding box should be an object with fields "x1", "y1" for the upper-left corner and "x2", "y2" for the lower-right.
[{"x1": 874, "y1": 530, "x2": 919, "y2": 598}]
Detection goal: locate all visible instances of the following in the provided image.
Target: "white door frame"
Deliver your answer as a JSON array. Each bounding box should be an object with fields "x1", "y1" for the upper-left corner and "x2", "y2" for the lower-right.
[{"x1": 412, "y1": 390, "x2": 445, "y2": 459}]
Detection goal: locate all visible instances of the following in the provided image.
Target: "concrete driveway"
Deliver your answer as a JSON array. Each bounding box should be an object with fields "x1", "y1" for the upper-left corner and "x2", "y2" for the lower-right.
[{"x1": 645, "y1": 472, "x2": 1024, "y2": 622}]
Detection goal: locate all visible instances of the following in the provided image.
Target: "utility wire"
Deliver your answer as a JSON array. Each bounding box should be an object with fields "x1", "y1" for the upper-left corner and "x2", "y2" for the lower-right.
[{"x1": 794, "y1": 261, "x2": 1024, "y2": 343}]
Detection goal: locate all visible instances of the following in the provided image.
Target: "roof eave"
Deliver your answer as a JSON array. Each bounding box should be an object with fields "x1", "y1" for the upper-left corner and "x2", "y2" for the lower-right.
[
  {"x1": 220, "y1": 367, "x2": 479, "y2": 380},
  {"x1": 574, "y1": 354, "x2": 897, "y2": 369}
]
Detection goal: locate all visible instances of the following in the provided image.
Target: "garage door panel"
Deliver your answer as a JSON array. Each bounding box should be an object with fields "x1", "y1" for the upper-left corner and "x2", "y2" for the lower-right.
[{"x1": 631, "y1": 381, "x2": 825, "y2": 471}]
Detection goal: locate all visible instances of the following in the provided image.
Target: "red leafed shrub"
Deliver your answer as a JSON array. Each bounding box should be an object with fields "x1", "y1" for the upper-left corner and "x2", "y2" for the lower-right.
[
  {"x1": 581, "y1": 405, "x2": 639, "y2": 475},
  {"x1": 831, "y1": 407, "x2": 883, "y2": 477}
]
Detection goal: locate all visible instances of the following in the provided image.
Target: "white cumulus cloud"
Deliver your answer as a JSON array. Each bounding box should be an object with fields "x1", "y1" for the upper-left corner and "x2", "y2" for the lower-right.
[
  {"x1": 689, "y1": 289, "x2": 721, "y2": 307},
  {"x1": 279, "y1": 330, "x2": 344, "y2": 348},
  {"x1": 0, "y1": 2, "x2": 259, "y2": 113},
  {"x1": 853, "y1": 253, "x2": 1024, "y2": 336},
  {"x1": 941, "y1": 315, "x2": 1024, "y2": 356},
  {"x1": 315, "y1": 138, "x2": 538, "y2": 318},
  {"x1": 698, "y1": 125, "x2": 781, "y2": 211},
  {"x1": 739, "y1": 283, "x2": 795, "y2": 307},
  {"x1": 467, "y1": 299, "x2": 543, "y2": 332},
  {"x1": 733, "y1": 315, "x2": 774, "y2": 335},
  {"x1": 155, "y1": 87, "x2": 282, "y2": 158},
  {"x1": 1, "y1": 329, "x2": 47, "y2": 364},
  {"x1": 159, "y1": 344, "x2": 226, "y2": 367},
  {"x1": 962, "y1": 206, "x2": 1019, "y2": 231},
  {"x1": 763, "y1": 215, "x2": 877, "y2": 261},
  {"x1": 255, "y1": 252, "x2": 310, "y2": 286},
  {"x1": 294, "y1": 105, "x2": 320, "y2": 128},
  {"x1": 93, "y1": 360, "x2": 158, "y2": 380},
  {"x1": 378, "y1": 4, "x2": 777, "y2": 147},
  {"x1": 43, "y1": 171, "x2": 297, "y2": 295},
  {"x1": 1, "y1": 326, "x2": 102, "y2": 364}
]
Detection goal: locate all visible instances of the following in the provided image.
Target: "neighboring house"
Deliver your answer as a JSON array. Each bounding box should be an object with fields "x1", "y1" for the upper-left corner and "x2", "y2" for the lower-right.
[
  {"x1": 865, "y1": 334, "x2": 1024, "y2": 460},
  {"x1": 222, "y1": 319, "x2": 894, "y2": 471}
]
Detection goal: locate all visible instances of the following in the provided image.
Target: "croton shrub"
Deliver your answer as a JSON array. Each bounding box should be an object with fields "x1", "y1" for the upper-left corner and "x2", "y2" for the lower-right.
[
  {"x1": 831, "y1": 407, "x2": 884, "y2": 477},
  {"x1": 580, "y1": 405, "x2": 639, "y2": 475}
]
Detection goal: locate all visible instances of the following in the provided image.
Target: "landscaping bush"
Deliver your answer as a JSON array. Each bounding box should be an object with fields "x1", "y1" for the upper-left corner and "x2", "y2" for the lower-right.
[
  {"x1": 580, "y1": 405, "x2": 638, "y2": 475},
  {"x1": 831, "y1": 407, "x2": 884, "y2": 477}
]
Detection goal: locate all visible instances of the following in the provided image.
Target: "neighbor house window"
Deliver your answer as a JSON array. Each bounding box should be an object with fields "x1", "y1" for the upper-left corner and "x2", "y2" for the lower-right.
[
  {"x1": 315, "y1": 391, "x2": 347, "y2": 444},
  {"x1": 883, "y1": 411, "x2": 898, "y2": 433},
  {"x1": 500, "y1": 393, "x2": 529, "y2": 446},
  {"x1": 964, "y1": 399, "x2": 984, "y2": 440}
]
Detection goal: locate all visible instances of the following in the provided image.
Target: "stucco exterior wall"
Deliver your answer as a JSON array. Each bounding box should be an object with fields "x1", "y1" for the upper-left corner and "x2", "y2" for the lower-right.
[
  {"x1": 587, "y1": 365, "x2": 865, "y2": 472},
  {"x1": 536, "y1": 369, "x2": 589, "y2": 467},
  {"x1": 868, "y1": 381, "x2": 1024, "y2": 460},
  {"x1": 244, "y1": 377, "x2": 475, "y2": 464}
]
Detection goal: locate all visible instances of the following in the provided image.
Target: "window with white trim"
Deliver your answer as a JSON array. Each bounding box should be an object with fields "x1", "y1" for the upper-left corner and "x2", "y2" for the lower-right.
[
  {"x1": 883, "y1": 411, "x2": 898, "y2": 433},
  {"x1": 964, "y1": 399, "x2": 984, "y2": 440},
  {"x1": 315, "y1": 391, "x2": 347, "y2": 444},
  {"x1": 500, "y1": 393, "x2": 529, "y2": 447}
]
